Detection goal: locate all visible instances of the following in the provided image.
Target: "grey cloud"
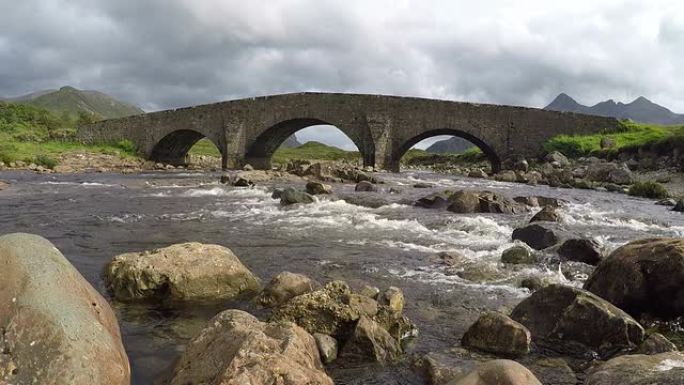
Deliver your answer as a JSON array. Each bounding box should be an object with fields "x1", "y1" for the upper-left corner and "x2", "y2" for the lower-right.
[{"x1": 1, "y1": 0, "x2": 683, "y2": 114}]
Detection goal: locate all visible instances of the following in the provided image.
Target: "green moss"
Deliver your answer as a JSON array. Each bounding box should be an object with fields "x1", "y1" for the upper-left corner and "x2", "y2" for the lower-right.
[{"x1": 628, "y1": 181, "x2": 669, "y2": 199}]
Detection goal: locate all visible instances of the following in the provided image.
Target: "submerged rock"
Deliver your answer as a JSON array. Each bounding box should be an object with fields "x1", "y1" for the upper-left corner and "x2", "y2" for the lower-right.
[
  {"x1": 258, "y1": 271, "x2": 321, "y2": 308},
  {"x1": 0, "y1": 233, "x2": 130, "y2": 385},
  {"x1": 280, "y1": 187, "x2": 315, "y2": 205},
  {"x1": 449, "y1": 359, "x2": 542, "y2": 385},
  {"x1": 461, "y1": 312, "x2": 531, "y2": 356},
  {"x1": 105, "y1": 242, "x2": 261, "y2": 302},
  {"x1": 355, "y1": 180, "x2": 377, "y2": 192},
  {"x1": 584, "y1": 237, "x2": 684, "y2": 319},
  {"x1": 511, "y1": 224, "x2": 562, "y2": 250},
  {"x1": 306, "y1": 181, "x2": 333, "y2": 195},
  {"x1": 558, "y1": 238, "x2": 603, "y2": 265},
  {"x1": 501, "y1": 246, "x2": 537, "y2": 265},
  {"x1": 636, "y1": 333, "x2": 678, "y2": 355},
  {"x1": 529, "y1": 206, "x2": 561, "y2": 223},
  {"x1": 168, "y1": 309, "x2": 333, "y2": 385},
  {"x1": 585, "y1": 351, "x2": 684, "y2": 385},
  {"x1": 416, "y1": 193, "x2": 451, "y2": 209},
  {"x1": 510, "y1": 285, "x2": 644, "y2": 358}
]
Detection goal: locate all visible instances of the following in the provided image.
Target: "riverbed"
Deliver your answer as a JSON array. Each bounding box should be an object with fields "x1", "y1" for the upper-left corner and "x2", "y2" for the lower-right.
[{"x1": 1, "y1": 170, "x2": 683, "y2": 384}]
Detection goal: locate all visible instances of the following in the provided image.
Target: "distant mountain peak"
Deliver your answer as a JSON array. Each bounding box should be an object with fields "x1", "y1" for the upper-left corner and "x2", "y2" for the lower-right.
[
  {"x1": 545, "y1": 93, "x2": 582, "y2": 112},
  {"x1": 544, "y1": 93, "x2": 684, "y2": 125}
]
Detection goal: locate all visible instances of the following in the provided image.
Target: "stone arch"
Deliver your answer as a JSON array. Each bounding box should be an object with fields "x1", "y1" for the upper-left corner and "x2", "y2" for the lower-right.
[
  {"x1": 149, "y1": 129, "x2": 223, "y2": 165},
  {"x1": 391, "y1": 128, "x2": 502, "y2": 172},
  {"x1": 244, "y1": 118, "x2": 374, "y2": 169}
]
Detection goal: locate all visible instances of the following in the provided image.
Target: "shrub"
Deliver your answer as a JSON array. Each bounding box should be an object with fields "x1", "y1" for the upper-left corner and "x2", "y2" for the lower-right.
[
  {"x1": 628, "y1": 181, "x2": 669, "y2": 199},
  {"x1": 0, "y1": 143, "x2": 18, "y2": 164},
  {"x1": 34, "y1": 154, "x2": 59, "y2": 169},
  {"x1": 116, "y1": 139, "x2": 136, "y2": 154}
]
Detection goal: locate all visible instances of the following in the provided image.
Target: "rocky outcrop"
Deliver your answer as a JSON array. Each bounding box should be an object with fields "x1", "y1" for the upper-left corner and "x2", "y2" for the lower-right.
[
  {"x1": 584, "y1": 237, "x2": 684, "y2": 319},
  {"x1": 511, "y1": 224, "x2": 562, "y2": 250},
  {"x1": 558, "y1": 238, "x2": 603, "y2": 265},
  {"x1": 168, "y1": 309, "x2": 333, "y2": 385},
  {"x1": 0, "y1": 233, "x2": 130, "y2": 385},
  {"x1": 270, "y1": 281, "x2": 416, "y2": 364},
  {"x1": 585, "y1": 351, "x2": 684, "y2": 385},
  {"x1": 461, "y1": 312, "x2": 531, "y2": 356},
  {"x1": 258, "y1": 271, "x2": 321, "y2": 308},
  {"x1": 104, "y1": 242, "x2": 261, "y2": 302},
  {"x1": 448, "y1": 359, "x2": 542, "y2": 385},
  {"x1": 510, "y1": 285, "x2": 644, "y2": 358}
]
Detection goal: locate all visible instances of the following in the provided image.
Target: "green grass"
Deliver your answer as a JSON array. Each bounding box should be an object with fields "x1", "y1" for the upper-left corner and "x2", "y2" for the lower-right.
[
  {"x1": 0, "y1": 101, "x2": 139, "y2": 167},
  {"x1": 628, "y1": 181, "x2": 669, "y2": 199},
  {"x1": 272, "y1": 141, "x2": 361, "y2": 164},
  {"x1": 187, "y1": 138, "x2": 221, "y2": 157},
  {"x1": 544, "y1": 121, "x2": 681, "y2": 158},
  {"x1": 401, "y1": 146, "x2": 484, "y2": 165}
]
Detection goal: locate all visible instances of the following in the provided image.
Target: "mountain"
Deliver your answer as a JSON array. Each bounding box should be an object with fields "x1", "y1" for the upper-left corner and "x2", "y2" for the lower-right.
[
  {"x1": 281, "y1": 134, "x2": 302, "y2": 148},
  {"x1": 5, "y1": 86, "x2": 144, "y2": 119},
  {"x1": 545, "y1": 93, "x2": 684, "y2": 125},
  {"x1": 425, "y1": 137, "x2": 474, "y2": 153}
]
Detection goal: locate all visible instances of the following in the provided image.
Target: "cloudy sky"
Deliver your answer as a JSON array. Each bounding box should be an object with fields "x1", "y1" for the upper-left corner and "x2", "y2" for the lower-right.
[{"x1": 1, "y1": 0, "x2": 683, "y2": 149}]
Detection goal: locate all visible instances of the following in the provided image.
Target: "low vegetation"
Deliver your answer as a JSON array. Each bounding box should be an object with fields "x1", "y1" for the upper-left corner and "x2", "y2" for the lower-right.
[
  {"x1": 272, "y1": 141, "x2": 361, "y2": 164},
  {"x1": 0, "y1": 102, "x2": 136, "y2": 167},
  {"x1": 544, "y1": 121, "x2": 684, "y2": 158},
  {"x1": 628, "y1": 181, "x2": 669, "y2": 199},
  {"x1": 402, "y1": 146, "x2": 484, "y2": 165}
]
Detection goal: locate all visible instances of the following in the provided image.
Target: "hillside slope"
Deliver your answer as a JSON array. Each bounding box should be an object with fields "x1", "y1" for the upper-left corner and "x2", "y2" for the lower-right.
[{"x1": 7, "y1": 86, "x2": 143, "y2": 119}]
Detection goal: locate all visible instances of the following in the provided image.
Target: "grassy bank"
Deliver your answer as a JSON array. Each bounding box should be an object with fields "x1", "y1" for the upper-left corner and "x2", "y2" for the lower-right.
[
  {"x1": 0, "y1": 102, "x2": 136, "y2": 168},
  {"x1": 543, "y1": 121, "x2": 684, "y2": 158},
  {"x1": 187, "y1": 139, "x2": 363, "y2": 164}
]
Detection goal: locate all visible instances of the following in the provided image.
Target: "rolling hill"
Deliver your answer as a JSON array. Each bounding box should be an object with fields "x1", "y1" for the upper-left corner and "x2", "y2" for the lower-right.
[
  {"x1": 425, "y1": 136, "x2": 474, "y2": 154},
  {"x1": 5, "y1": 86, "x2": 144, "y2": 119}
]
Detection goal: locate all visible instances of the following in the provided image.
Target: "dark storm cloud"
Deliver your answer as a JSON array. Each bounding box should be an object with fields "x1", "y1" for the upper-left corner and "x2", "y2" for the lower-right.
[{"x1": 1, "y1": 0, "x2": 683, "y2": 113}]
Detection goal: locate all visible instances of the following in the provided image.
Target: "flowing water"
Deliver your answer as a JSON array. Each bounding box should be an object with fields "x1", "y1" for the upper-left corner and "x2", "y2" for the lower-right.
[{"x1": 2, "y1": 170, "x2": 684, "y2": 384}]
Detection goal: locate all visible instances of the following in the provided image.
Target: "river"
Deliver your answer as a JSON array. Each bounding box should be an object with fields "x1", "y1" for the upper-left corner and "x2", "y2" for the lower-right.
[{"x1": 1, "y1": 170, "x2": 683, "y2": 384}]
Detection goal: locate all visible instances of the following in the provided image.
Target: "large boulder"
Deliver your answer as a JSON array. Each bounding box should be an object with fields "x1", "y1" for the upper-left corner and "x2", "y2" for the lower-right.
[
  {"x1": 168, "y1": 309, "x2": 333, "y2": 385},
  {"x1": 448, "y1": 359, "x2": 542, "y2": 385},
  {"x1": 0, "y1": 233, "x2": 130, "y2": 385},
  {"x1": 511, "y1": 224, "x2": 562, "y2": 250},
  {"x1": 461, "y1": 312, "x2": 531, "y2": 356},
  {"x1": 416, "y1": 193, "x2": 451, "y2": 209},
  {"x1": 584, "y1": 238, "x2": 684, "y2": 319},
  {"x1": 587, "y1": 162, "x2": 633, "y2": 185},
  {"x1": 510, "y1": 285, "x2": 644, "y2": 358},
  {"x1": 545, "y1": 151, "x2": 570, "y2": 167},
  {"x1": 258, "y1": 271, "x2": 321, "y2": 308},
  {"x1": 585, "y1": 351, "x2": 684, "y2": 385},
  {"x1": 104, "y1": 242, "x2": 261, "y2": 302},
  {"x1": 447, "y1": 190, "x2": 527, "y2": 214},
  {"x1": 339, "y1": 316, "x2": 402, "y2": 364},
  {"x1": 270, "y1": 281, "x2": 416, "y2": 355}
]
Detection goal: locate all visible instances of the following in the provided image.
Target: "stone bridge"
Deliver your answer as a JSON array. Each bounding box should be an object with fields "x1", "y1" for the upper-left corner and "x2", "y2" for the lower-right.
[{"x1": 77, "y1": 92, "x2": 621, "y2": 172}]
